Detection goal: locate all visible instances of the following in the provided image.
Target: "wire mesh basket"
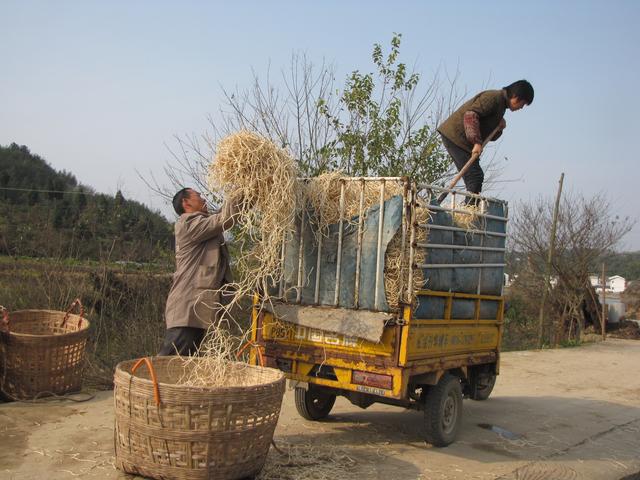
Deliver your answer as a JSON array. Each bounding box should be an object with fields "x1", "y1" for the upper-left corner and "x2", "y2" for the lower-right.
[
  {"x1": 114, "y1": 356, "x2": 285, "y2": 480},
  {"x1": 0, "y1": 299, "x2": 89, "y2": 400}
]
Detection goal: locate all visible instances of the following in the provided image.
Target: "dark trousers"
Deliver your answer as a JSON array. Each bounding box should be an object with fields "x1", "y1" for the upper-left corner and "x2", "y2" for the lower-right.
[
  {"x1": 158, "y1": 326, "x2": 206, "y2": 356},
  {"x1": 441, "y1": 134, "x2": 484, "y2": 198}
]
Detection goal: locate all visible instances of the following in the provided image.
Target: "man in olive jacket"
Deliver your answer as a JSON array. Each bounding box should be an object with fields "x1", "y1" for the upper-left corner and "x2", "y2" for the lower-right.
[
  {"x1": 438, "y1": 80, "x2": 534, "y2": 198},
  {"x1": 159, "y1": 188, "x2": 238, "y2": 356}
]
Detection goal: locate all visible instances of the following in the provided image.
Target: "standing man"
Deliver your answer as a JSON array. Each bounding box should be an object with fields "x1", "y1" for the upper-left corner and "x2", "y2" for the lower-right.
[
  {"x1": 438, "y1": 80, "x2": 534, "y2": 199},
  {"x1": 159, "y1": 188, "x2": 238, "y2": 356}
]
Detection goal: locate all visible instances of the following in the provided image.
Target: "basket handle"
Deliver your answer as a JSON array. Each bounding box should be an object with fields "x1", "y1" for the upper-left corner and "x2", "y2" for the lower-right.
[
  {"x1": 61, "y1": 298, "x2": 84, "y2": 328},
  {"x1": 0, "y1": 305, "x2": 9, "y2": 333},
  {"x1": 236, "y1": 340, "x2": 265, "y2": 367},
  {"x1": 131, "y1": 357, "x2": 161, "y2": 406}
]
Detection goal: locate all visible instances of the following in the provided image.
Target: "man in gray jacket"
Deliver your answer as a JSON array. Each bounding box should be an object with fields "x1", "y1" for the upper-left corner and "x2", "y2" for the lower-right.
[{"x1": 159, "y1": 188, "x2": 238, "y2": 356}]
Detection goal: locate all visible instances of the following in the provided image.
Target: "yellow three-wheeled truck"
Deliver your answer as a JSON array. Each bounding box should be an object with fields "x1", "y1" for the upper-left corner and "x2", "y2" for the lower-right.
[{"x1": 250, "y1": 177, "x2": 507, "y2": 446}]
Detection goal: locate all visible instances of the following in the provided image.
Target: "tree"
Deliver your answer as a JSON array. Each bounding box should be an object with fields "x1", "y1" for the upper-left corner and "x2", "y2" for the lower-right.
[
  {"x1": 77, "y1": 187, "x2": 87, "y2": 211},
  {"x1": 320, "y1": 33, "x2": 450, "y2": 182},
  {"x1": 148, "y1": 34, "x2": 465, "y2": 200},
  {"x1": 509, "y1": 191, "x2": 634, "y2": 344}
]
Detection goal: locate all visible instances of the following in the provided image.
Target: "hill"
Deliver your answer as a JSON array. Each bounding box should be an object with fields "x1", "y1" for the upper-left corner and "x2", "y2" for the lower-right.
[
  {"x1": 0, "y1": 143, "x2": 173, "y2": 263},
  {"x1": 596, "y1": 251, "x2": 640, "y2": 282}
]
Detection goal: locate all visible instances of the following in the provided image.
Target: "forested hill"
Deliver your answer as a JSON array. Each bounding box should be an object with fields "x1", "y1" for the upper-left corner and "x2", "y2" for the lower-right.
[
  {"x1": 0, "y1": 143, "x2": 173, "y2": 263},
  {"x1": 597, "y1": 251, "x2": 640, "y2": 282}
]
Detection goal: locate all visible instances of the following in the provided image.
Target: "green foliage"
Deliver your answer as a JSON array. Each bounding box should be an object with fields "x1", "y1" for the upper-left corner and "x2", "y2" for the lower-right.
[
  {"x1": 0, "y1": 143, "x2": 173, "y2": 263},
  {"x1": 595, "y1": 251, "x2": 640, "y2": 281},
  {"x1": 501, "y1": 292, "x2": 539, "y2": 351},
  {"x1": 319, "y1": 34, "x2": 450, "y2": 183},
  {"x1": 559, "y1": 338, "x2": 581, "y2": 348}
]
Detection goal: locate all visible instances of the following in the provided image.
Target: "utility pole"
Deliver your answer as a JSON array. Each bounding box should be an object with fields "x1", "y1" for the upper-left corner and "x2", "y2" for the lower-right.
[
  {"x1": 537, "y1": 173, "x2": 564, "y2": 348},
  {"x1": 601, "y1": 263, "x2": 607, "y2": 340}
]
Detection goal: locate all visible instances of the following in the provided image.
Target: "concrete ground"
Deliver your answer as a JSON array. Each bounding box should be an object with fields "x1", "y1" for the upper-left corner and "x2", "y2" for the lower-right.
[{"x1": 1, "y1": 339, "x2": 639, "y2": 480}]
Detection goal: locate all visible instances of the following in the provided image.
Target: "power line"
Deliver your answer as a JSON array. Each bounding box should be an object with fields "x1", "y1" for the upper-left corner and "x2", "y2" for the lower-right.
[
  {"x1": 0, "y1": 223, "x2": 172, "y2": 239},
  {"x1": 0, "y1": 186, "x2": 100, "y2": 196}
]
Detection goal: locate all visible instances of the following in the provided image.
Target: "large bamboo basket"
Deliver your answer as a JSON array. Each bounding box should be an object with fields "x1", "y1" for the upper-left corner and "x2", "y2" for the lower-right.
[
  {"x1": 0, "y1": 300, "x2": 89, "y2": 400},
  {"x1": 114, "y1": 356, "x2": 285, "y2": 480}
]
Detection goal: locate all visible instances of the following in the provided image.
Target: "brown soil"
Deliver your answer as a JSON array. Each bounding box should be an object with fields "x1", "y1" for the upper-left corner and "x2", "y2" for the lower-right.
[{"x1": 2, "y1": 339, "x2": 640, "y2": 480}]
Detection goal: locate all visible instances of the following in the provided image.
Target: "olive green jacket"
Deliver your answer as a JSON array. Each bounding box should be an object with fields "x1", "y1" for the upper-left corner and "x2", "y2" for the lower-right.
[
  {"x1": 164, "y1": 202, "x2": 237, "y2": 329},
  {"x1": 438, "y1": 89, "x2": 507, "y2": 153}
]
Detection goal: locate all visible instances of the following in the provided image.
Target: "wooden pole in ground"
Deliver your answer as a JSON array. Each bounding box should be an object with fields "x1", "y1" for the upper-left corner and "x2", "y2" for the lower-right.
[
  {"x1": 537, "y1": 172, "x2": 565, "y2": 348},
  {"x1": 601, "y1": 262, "x2": 607, "y2": 340}
]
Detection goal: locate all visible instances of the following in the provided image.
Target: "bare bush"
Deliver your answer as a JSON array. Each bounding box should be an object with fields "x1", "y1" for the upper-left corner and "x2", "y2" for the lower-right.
[
  {"x1": 508, "y1": 191, "x2": 634, "y2": 345},
  {"x1": 144, "y1": 39, "x2": 474, "y2": 204}
]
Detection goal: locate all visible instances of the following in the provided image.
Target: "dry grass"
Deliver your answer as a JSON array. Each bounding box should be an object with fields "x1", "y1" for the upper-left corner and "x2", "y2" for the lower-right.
[
  {"x1": 207, "y1": 151, "x2": 432, "y2": 319},
  {"x1": 207, "y1": 130, "x2": 301, "y2": 310},
  {"x1": 452, "y1": 203, "x2": 481, "y2": 229},
  {"x1": 304, "y1": 172, "x2": 403, "y2": 229},
  {"x1": 176, "y1": 327, "x2": 244, "y2": 387},
  {"x1": 384, "y1": 206, "x2": 428, "y2": 308},
  {"x1": 200, "y1": 131, "x2": 304, "y2": 378},
  {"x1": 0, "y1": 260, "x2": 170, "y2": 388},
  {"x1": 259, "y1": 442, "x2": 357, "y2": 480}
]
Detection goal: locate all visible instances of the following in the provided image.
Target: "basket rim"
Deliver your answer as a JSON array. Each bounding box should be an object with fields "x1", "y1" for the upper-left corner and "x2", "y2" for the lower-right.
[
  {"x1": 4, "y1": 309, "x2": 90, "y2": 337},
  {"x1": 115, "y1": 357, "x2": 285, "y2": 393}
]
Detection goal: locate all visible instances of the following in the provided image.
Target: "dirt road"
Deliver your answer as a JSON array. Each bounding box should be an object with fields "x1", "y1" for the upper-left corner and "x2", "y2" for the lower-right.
[{"x1": 1, "y1": 339, "x2": 639, "y2": 480}]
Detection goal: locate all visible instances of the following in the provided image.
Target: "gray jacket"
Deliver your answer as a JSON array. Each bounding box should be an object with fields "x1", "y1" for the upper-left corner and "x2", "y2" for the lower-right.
[{"x1": 164, "y1": 202, "x2": 237, "y2": 329}]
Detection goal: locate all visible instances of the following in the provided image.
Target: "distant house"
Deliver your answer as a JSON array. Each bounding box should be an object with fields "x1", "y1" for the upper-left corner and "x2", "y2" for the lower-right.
[
  {"x1": 589, "y1": 274, "x2": 626, "y2": 293},
  {"x1": 609, "y1": 275, "x2": 627, "y2": 293}
]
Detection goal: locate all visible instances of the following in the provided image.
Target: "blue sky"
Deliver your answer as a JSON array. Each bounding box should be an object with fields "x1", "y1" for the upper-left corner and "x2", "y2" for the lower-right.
[{"x1": 2, "y1": 1, "x2": 639, "y2": 249}]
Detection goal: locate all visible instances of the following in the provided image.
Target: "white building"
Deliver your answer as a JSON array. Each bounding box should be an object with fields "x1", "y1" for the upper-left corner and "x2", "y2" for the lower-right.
[
  {"x1": 608, "y1": 275, "x2": 627, "y2": 293},
  {"x1": 589, "y1": 274, "x2": 626, "y2": 293}
]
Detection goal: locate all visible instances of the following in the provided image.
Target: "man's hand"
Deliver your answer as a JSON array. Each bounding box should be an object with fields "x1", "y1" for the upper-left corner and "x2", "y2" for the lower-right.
[
  {"x1": 499, "y1": 118, "x2": 507, "y2": 130},
  {"x1": 472, "y1": 143, "x2": 483, "y2": 157}
]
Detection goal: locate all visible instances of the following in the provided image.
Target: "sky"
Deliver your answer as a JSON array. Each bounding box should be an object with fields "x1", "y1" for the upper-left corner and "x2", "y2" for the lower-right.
[{"x1": 1, "y1": 1, "x2": 639, "y2": 249}]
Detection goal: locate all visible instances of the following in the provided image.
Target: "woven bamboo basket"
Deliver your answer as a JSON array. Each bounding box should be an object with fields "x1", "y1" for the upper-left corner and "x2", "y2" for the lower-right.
[
  {"x1": 114, "y1": 356, "x2": 285, "y2": 480},
  {"x1": 0, "y1": 299, "x2": 89, "y2": 400}
]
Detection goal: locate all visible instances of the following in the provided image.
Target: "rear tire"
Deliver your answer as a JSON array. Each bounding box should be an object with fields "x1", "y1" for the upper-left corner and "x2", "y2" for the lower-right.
[
  {"x1": 295, "y1": 385, "x2": 336, "y2": 421},
  {"x1": 422, "y1": 373, "x2": 463, "y2": 447},
  {"x1": 470, "y1": 373, "x2": 496, "y2": 401}
]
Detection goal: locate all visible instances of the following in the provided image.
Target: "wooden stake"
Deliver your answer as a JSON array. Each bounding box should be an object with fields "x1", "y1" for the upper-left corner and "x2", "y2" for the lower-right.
[
  {"x1": 601, "y1": 263, "x2": 607, "y2": 340},
  {"x1": 537, "y1": 173, "x2": 565, "y2": 348}
]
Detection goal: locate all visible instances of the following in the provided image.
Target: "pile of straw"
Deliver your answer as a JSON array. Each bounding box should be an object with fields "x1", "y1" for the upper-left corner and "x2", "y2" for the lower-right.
[
  {"x1": 452, "y1": 203, "x2": 481, "y2": 229},
  {"x1": 205, "y1": 132, "x2": 431, "y2": 324},
  {"x1": 177, "y1": 327, "x2": 245, "y2": 387},
  {"x1": 190, "y1": 131, "x2": 302, "y2": 385},
  {"x1": 207, "y1": 130, "x2": 301, "y2": 307},
  {"x1": 384, "y1": 206, "x2": 428, "y2": 309},
  {"x1": 259, "y1": 442, "x2": 357, "y2": 480},
  {"x1": 304, "y1": 172, "x2": 403, "y2": 229}
]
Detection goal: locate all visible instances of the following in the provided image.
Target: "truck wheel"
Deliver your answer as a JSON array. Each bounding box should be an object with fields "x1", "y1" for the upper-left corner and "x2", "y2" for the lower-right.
[
  {"x1": 422, "y1": 374, "x2": 463, "y2": 447},
  {"x1": 470, "y1": 373, "x2": 496, "y2": 401},
  {"x1": 295, "y1": 386, "x2": 336, "y2": 421}
]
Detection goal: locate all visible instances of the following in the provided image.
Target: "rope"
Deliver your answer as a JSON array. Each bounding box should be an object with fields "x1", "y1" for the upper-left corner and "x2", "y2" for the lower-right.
[{"x1": 7, "y1": 390, "x2": 96, "y2": 403}]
